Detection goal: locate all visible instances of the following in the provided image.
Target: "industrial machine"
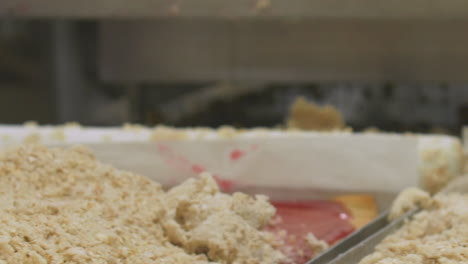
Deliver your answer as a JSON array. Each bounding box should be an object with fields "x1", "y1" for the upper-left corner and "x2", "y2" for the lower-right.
[{"x1": 1, "y1": 0, "x2": 468, "y2": 130}]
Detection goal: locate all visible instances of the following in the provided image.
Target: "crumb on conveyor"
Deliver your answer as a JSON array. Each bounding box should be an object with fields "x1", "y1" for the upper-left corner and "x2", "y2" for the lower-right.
[
  {"x1": 0, "y1": 145, "x2": 284, "y2": 264},
  {"x1": 286, "y1": 97, "x2": 346, "y2": 131},
  {"x1": 359, "y1": 193, "x2": 468, "y2": 264}
]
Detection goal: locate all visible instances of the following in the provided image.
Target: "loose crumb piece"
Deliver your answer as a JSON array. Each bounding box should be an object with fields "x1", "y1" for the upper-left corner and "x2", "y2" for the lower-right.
[
  {"x1": 22, "y1": 133, "x2": 41, "y2": 145},
  {"x1": 286, "y1": 97, "x2": 346, "y2": 131},
  {"x1": 418, "y1": 137, "x2": 464, "y2": 194},
  {"x1": 49, "y1": 129, "x2": 66, "y2": 142},
  {"x1": 151, "y1": 126, "x2": 188, "y2": 141},
  {"x1": 217, "y1": 126, "x2": 239, "y2": 138},
  {"x1": 360, "y1": 193, "x2": 468, "y2": 264},
  {"x1": 23, "y1": 121, "x2": 39, "y2": 127},
  {"x1": 305, "y1": 233, "x2": 328, "y2": 255},
  {"x1": 122, "y1": 123, "x2": 145, "y2": 132},
  {"x1": 162, "y1": 173, "x2": 283, "y2": 264},
  {"x1": 388, "y1": 187, "x2": 431, "y2": 221},
  {"x1": 363, "y1": 127, "x2": 381, "y2": 133},
  {"x1": 0, "y1": 145, "x2": 284, "y2": 264},
  {"x1": 63, "y1": 122, "x2": 81, "y2": 128}
]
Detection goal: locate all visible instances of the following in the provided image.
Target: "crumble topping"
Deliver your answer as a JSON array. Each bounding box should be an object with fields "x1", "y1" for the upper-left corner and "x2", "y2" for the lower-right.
[
  {"x1": 0, "y1": 145, "x2": 284, "y2": 264},
  {"x1": 360, "y1": 193, "x2": 468, "y2": 264}
]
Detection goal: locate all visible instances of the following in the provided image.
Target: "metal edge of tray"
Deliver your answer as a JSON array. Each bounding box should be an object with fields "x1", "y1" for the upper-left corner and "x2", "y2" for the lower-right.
[
  {"x1": 3, "y1": 0, "x2": 468, "y2": 19},
  {"x1": 306, "y1": 209, "x2": 390, "y2": 264},
  {"x1": 308, "y1": 208, "x2": 419, "y2": 264}
]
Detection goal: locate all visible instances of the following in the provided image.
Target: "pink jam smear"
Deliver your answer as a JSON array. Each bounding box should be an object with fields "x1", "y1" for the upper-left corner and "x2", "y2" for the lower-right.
[{"x1": 267, "y1": 200, "x2": 355, "y2": 264}]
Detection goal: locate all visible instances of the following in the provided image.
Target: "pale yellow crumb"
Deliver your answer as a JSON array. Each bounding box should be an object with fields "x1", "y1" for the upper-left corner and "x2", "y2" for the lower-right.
[
  {"x1": 0, "y1": 145, "x2": 284, "y2": 264},
  {"x1": 49, "y1": 129, "x2": 66, "y2": 142},
  {"x1": 23, "y1": 121, "x2": 39, "y2": 127},
  {"x1": 151, "y1": 126, "x2": 188, "y2": 141},
  {"x1": 363, "y1": 127, "x2": 380, "y2": 133},
  {"x1": 286, "y1": 97, "x2": 345, "y2": 131},
  {"x1": 305, "y1": 233, "x2": 328, "y2": 255},
  {"x1": 217, "y1": 126, "x2": 238, "y2": 138},
  {"x1": 122, "y1": 123, "x2": 145, "y2": 132},
  {"x1": 63, "y1": 122, "x2": 81, "y2": 128},
  {"x1": 388, "y1": 187, "x2": 431, "y2": 221},
  {"x1": 418, "y1": 137, "x2": 464, "y2": 194},
  {"x1": 360, "y1": 193, "x2": 468, "y2": 264},
  {"x1": 162, "y1": 173, "x2": 283, "y2": 263},
  {"x1": 22, "y1": 133, "x2": 41, "y2": 145}
]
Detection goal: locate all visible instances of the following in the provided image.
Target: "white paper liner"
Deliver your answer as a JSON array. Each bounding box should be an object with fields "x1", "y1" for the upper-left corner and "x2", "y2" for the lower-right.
[{"x1": 0, "y1": 124, "x2": 462, "y2": 195}]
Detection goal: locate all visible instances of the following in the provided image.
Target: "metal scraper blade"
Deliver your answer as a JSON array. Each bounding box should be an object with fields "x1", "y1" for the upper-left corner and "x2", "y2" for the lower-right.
[{"x1": 307, "y1": 208, "x2": 419, "y2": 264}]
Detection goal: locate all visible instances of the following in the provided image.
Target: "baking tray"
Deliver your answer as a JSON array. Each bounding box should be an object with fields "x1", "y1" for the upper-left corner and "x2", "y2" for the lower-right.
[
  {"x1": 234, "y1": 185, "x2": 398, "y2": 264},
  {"x1": 308, "y1": 208, "x2": 418, "y2": 264},
  {"x1": 0, "y1": 125, "x2": 462, "y2": 264},
  {"x1": 308, "y1": 176, "x2": 468, "y2": 264}
]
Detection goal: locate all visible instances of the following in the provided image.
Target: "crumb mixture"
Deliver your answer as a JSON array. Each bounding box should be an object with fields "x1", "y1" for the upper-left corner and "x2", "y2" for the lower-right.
[
  {"x1": 359, "y1": 193, "x2": 468, "y2": 264},
  {"x1": 0, "y1": 145, "x2": 284, "y2": 264}
]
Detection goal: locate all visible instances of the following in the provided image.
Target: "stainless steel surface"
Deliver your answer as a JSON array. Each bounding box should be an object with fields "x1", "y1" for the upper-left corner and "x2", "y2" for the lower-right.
[
  {"x1": 100, "y1": 19, "x2": 468, "y2": 82},
  {"x1": 2, "y1": 0, "x2": 468, "y2": 18},
  {"x1": 53, "y1": 21, "x2": 86, "y2": 123},
  {"x1": 307, "y1": 210, "x2": 391, "y2": 264},
  {"x1": 315, "y1": 208, "x2": 420, "y2": 264}
]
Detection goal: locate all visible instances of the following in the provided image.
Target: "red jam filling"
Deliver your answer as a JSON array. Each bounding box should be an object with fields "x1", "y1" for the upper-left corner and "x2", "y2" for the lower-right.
[{"x1": 267, "y1": 200, "x2": 355, "y2": 264}]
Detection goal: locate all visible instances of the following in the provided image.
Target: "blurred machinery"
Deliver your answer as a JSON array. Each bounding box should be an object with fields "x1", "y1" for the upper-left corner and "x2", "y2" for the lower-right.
[{"x1": 1, "y1": 0, "x2": 468, "y2": 132}]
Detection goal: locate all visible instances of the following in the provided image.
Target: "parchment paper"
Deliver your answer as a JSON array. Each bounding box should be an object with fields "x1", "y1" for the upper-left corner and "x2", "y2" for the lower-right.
[{"x1": 0, "y1": 125, "x2": 420, "y2": 194}]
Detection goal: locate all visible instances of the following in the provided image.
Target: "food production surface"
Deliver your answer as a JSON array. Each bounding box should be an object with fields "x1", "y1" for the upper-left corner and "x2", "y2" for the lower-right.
[{"x1": 0, "y1": 124, "x2": 465, "y2": 263}]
